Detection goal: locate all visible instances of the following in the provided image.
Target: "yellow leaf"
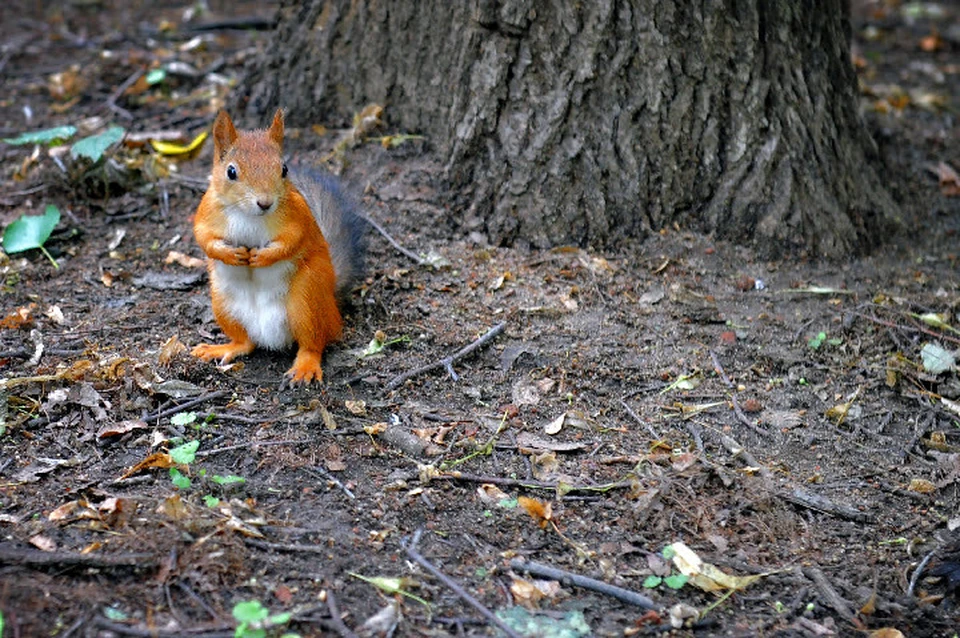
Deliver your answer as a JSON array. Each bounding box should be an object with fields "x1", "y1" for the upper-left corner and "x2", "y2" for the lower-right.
[{"x1": 150, "y1": 130, "x2": 209, "y2": 159}]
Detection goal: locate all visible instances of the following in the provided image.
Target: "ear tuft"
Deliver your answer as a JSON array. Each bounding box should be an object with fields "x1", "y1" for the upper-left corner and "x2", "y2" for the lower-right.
[
  {"x1": 269, "y1": 108, "x2": 285, "y2": 147},
  {"x1": 212, "y1": 110, "x2": 238, "y2": 161}
]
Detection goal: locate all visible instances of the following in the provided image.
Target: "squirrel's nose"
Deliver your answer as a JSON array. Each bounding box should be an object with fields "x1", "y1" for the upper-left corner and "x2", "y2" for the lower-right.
[{"x1": 256, "y1": 198, "x2": 274, "y2": 211}]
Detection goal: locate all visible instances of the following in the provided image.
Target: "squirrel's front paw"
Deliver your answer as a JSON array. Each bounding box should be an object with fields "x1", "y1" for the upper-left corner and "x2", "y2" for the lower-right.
[{"x1": 220, "y1": 245, "x2": 251, "y2": 266}]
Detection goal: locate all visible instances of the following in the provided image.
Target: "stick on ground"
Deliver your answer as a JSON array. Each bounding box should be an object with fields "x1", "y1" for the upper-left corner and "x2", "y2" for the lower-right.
[
  {"x1": 385, "y1": 322, "x2": 506, "y2": 391},
  {"x1": 402, "y1": 529, "x2": 522, "y2": 638},
  {"x1": 510, "y1": 558, "x2": 660, "y2": 610}
]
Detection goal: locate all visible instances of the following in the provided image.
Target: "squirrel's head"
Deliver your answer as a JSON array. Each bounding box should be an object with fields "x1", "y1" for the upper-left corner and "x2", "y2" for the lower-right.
[{"x1": 210, "y1": 109, "x2": 288, "y2": 217}]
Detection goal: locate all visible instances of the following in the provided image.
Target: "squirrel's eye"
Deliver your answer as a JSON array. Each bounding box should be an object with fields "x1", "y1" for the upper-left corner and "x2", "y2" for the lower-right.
[
  {"x1": 226, "y1": 164, "x2": 238, "y2": 181},
  {"x1": 281, "y1": 163, "x2": 288, "y2": 179}
]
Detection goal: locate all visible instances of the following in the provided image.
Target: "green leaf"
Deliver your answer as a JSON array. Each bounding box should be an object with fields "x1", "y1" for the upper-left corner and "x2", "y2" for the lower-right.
[
  {"x1": 103, "y1": 606, "x2": 128, "y2": 621},
  {"x1": 170, "y1": 440, "x2": 199, "y2": 464},
  {"x1": 642, "y1": 575, "x2": 663, "y2": 588},
  {"x1": 267, "y1": 612, "x2": 292, "y2": 625},
  {"x1": 170, "y1": 411, "x2": 198, "y2": 427},
  {"x1": 661, "y1": 545, "x2": 677, "y2": 560},
  {"x1": 212, "y1": 474, "x2": 246, "y2": 485},
  {"x1": 170, "y1": 467, "x2": 191, "y2": 489},
  {"x1": 3, "y1": 204, "x2": 60, "y2": 255},
  {"x1": 921, "y1": 342, "x2": 956, "y2": 375},
  {"x1": 145, "y1": 68, "x2": 167, "y2": 85},
  {"x1": 808, "y1": 332, "x2": 826, "y2": 350},
  {"x1": 233, "y1": 600, "x2": 269, "y2": 623},
  {"x1": 203, "y1": 494, "x2": 220, "y2": 507},
  {"x1": 71, "y1": 125, "x2": 125, "y2": 162},
  {"x1": 2, "y1": 125, "x2": 77, "y2": 146},
  {"x1": 664, "y1": 573, "x2": 689, "y2": 589}
]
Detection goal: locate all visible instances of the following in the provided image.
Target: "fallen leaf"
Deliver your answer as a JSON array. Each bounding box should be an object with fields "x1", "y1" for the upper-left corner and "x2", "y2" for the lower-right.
[
  {"x1": 121, "y1": 452, "x2": 174, "y2": 479},
  {"x1": 668, "y1": 541, "x2": 762, "y2": 593},
  {"x1": 544, "y1": 412, "x2": 565, "y2": 435},
  {"x1": 29, "y1": 534, "x2": 57, "y2": 552},
  {"x1": 158, "y1": 334, "x2": 188, "y2": 365},
  {"x1": 518, "y1": 496, "x2": 552, "y2": 528}
]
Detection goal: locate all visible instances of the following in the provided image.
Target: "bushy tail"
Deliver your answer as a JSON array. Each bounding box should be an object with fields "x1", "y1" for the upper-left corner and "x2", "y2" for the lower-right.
[{"x1": 290, "y1": 167, "x2": 365, "y2": 294}]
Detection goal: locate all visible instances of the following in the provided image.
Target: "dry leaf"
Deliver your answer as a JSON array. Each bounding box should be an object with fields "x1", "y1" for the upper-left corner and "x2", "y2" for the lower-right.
[
  {"x1": 668, "y1": 541, "x2": 761, "y2": 593},
  {"x1": 518, "y1": 496, "x2": 552, "y2": 528},
  {"x1": 544, "y1": 412, "x2": 566, "y2": 435},
  {"x1": 345, "y1": 399, "x2": 367, "y2": 415},
  {"x1": 477, "y1": 484, "x2": 510, "y2": 504},
  {"x1": 121, "y1": 452, "x2": 174, "y2": 479},
  {"x1": 0, "y1": 304, "x2": 36, "y2": 329},
  {"x1": 158, "y1": 334, "x2": 187, "y2": 365},
  {"x1": 907, "y1": 478, "x2": 936, "y2": 494},
  {"x1": 29, "y1": 534, "x2": 57, "y2": 552},
  {"x1": 157, "y1": 494, "x2": 188, "y2": 520}
]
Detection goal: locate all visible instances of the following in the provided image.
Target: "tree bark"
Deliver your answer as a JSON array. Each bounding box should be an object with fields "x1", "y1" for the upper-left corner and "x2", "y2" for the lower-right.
[{"x1": 235, "y1": 0, "x2": 901, "y2": 258}]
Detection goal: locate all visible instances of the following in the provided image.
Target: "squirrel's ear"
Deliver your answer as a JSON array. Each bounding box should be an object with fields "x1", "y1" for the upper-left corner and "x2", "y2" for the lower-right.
[
  {"x1": 269, "y1": 108, "x2": 285, "y2": 146},
  {"x1": 212, "y1": 110, "x2": 238, "y2": 161}
]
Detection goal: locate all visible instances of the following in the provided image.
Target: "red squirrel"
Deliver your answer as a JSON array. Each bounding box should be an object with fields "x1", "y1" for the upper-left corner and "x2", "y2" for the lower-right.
[{"x1": 192, "y1": 109, "x2": 363, "y2": 384}]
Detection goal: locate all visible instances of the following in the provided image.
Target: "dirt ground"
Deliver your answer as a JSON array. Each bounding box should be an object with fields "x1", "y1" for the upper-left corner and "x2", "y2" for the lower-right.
[{"x1": 1, "y1": 2, "x2": 960, "y2": 637}]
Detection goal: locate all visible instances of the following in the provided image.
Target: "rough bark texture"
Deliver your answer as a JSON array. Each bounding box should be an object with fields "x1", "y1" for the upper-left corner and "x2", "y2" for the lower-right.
[{"x1": 235, "y1": 0, "x2": 901, "y2": 258}]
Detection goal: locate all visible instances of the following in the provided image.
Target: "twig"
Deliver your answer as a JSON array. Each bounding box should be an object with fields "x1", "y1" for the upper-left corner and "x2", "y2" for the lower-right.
[
  {"x1": 429, "y1": 470, "x2": 630, "y2": 494},
  {"x1": 385, "y1": 322, "x2": 506, "y2": 391},
  {"x1": 305, "y1": 466, "x2": 356, "y2": 500},
  {"x1": 709, "y1": 350, "x2": 733, "y2": 388},
  {"x1": 244, "y1": 538, "x2": 330, "y2": 555},
  {"x1": 105, "y1": 68, "x2": 144, "y2": 120},
  {"x1": 143, "y1": 390, "x2": 229, "y2": 423},
  {"x1": 803, "y1": 566, "x2": 857, "y2": 622},
  {"x1": 907, "y1": 548, "x2": 937, "y2": 597},
  {"x1": 324, "y1": 589, "x2": 360, "y2": 638},
  {"x1": 731, "y1": 393, "x2": 773, "y2": 438},
  {"x1": 356, "y1": 211, "x2": 427, "y2": 266},
  {"x1": 92, "y1": 617, "x2": 233, "y2": 637},
  {"x1": 510, "y1": 558, "x2": 660, "y2": 610},
  {"x1": 195, "y1": 438, "x2": 317, "y2": 458},
  {"x1": 619, "y1": 399, "x2": 661, "y2": 440},
  {"x1": 402, "y1": 530, "x2": 522, "y2": 638},
  {"x1": 780, "y1": 487, "x2": 873, "y2": 523},
  {"x1": 0, "y1": 544, "x2": 156, "y2": 569}
]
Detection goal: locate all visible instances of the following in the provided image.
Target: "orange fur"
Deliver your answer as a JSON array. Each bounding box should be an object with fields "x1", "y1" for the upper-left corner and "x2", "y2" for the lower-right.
[{"x1": 192, "y1": 109, "x2": 343, "y2": 384}]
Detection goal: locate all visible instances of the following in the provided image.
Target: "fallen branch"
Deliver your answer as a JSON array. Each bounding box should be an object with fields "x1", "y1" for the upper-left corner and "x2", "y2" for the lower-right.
[
  {"x1": 144, "y1": 390, "x2": 229, "y2": 423},
  {"x1": 620, "y1": 399, "x2": 661, "y2": 440},
  {"x1": 429, "y1": 470, "x2": 631, "y2": 494},
  {"x1": 803, "y1": 566, "x2": 857, "y2": 623},
  {"x1": 244, "y1": 539, "x2": 330, "y2": 555},
  {"x1": 196, "y1": 438, "x2": 317, "y2": 458},
  {"x1": 402, "y1": 529, "x2": 522, "y2": 638},
  {"x1": 357, "y1": 211, "x2": 427, "y2": 266},
  {"x1": 509, "y1": 558, "x2": 660, "y2": 610},
  {"x1": 105, "y1": 68, "x2": 143, "y2": 120},
  {"x1": 385, "y1": 322, "x2": 506, "y2": 391},
  {"x1": 0, "y1": 543, "x2": 156, "y2": 569},
  {"x1": 324, "y1": 589, "x2": 360, "y2": 638}
]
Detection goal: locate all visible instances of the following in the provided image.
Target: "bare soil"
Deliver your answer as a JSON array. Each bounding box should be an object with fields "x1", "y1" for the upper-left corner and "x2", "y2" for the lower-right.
[{"x1": 1, "y1": 2, "x2": 959, "y2": 637}]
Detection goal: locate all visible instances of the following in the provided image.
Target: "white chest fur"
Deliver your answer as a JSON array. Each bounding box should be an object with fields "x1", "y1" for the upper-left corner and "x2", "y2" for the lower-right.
[
  {"x1": 212, "y1": 260, "x2": 295, "y2": 350},
  {"x1": 211, "y1": 212, "x2": 295, "y2": 350}
]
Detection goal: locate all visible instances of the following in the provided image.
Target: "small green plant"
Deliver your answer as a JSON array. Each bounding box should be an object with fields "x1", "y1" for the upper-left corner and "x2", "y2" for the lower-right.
[
  {"x1": 232, "y1": 600, "x2": 296, "y2": 638},
  {"x1": 3, "y1": 125, "x2": 77, "y2": 146},
  {"x1": 808, "y1": 332, "x2": 826, "y2": 350},
  {"x1": 71, "y1": 126, "x2": 125, "y2": 162},
  {"x1": 2, "y1": 204, "x2": 61, "y2": 268},
  {"x1": 169, "y1": 440, "x2": 200, "y2": 489},
  {"x1": 643, "y1": 545, "x2": 690, "y2": 591},
  {"x1": 171, "y1": 411, "x2": 198, "y2": 427}
]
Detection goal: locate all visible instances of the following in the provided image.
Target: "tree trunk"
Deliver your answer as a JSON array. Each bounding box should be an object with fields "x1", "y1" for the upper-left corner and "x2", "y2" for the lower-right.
[{"x1": 235, "y1": 0, "x2": 901, "y2": 258}]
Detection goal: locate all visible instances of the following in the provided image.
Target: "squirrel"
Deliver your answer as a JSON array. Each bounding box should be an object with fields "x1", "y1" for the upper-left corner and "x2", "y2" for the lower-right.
[{"x1": 191, "y1": 108, "x2": 363, "y2": 384}]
